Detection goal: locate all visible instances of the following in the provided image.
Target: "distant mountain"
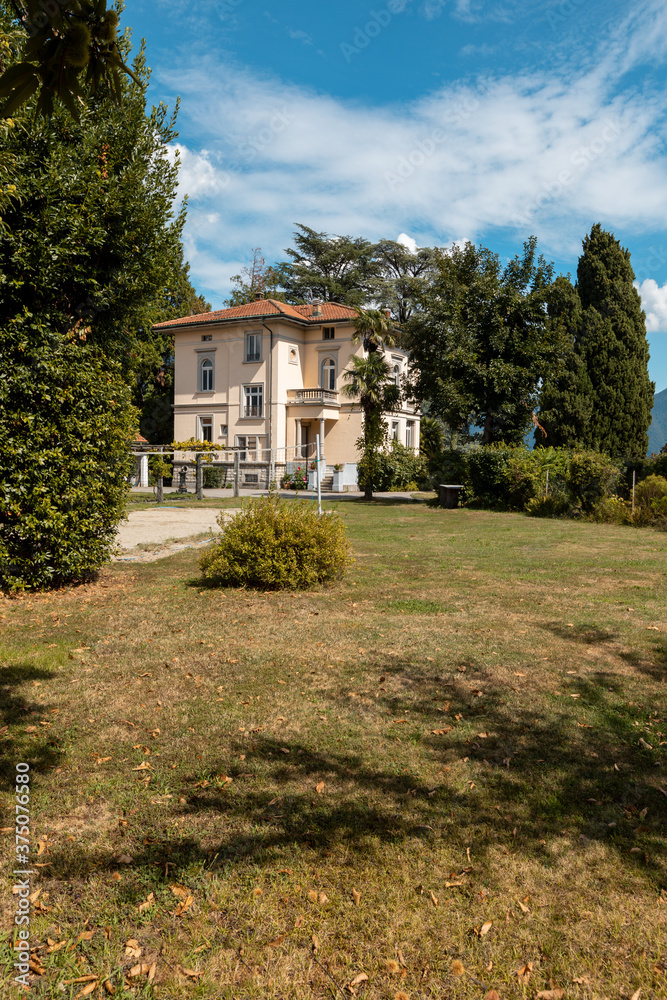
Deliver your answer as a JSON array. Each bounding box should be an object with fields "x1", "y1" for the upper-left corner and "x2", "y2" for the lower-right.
[{"x1": 649, "y1": 388, "x2": 667, "y2": 456}]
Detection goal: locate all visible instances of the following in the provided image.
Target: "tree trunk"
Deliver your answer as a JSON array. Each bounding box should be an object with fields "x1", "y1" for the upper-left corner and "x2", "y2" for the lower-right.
[{"x1": 482, "y1": 411, "x2": 493, "y2": 444}]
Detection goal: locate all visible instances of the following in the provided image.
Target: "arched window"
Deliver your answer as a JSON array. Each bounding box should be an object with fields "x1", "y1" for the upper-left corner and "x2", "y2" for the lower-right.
[
  {"x1": 321, "y1": 357, "x2": 336, "y2": 391},
  {"x1": 393, "y1": 364, "x2": 401, "y2": 386},
  {"x1": 200, "y1": 358, "x2": 213, "y2": 391}
]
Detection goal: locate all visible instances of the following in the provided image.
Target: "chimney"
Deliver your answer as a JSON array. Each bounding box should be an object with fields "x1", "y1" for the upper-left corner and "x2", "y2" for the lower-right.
[
  {"x1": 255, "y1": 291, "x2": 263, "y2": 301},
  {"x1": 312, "y1": 298, "x2": 322, "y2": 317}
]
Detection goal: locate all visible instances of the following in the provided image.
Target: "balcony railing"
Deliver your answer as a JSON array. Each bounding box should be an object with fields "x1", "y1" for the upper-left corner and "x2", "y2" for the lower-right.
[
  {"x1": 293, "y1": 388, "x2": 339, "y2": 404},
  {"x1": 244, "y1": 405, "x2": 263, "y2": 417}
]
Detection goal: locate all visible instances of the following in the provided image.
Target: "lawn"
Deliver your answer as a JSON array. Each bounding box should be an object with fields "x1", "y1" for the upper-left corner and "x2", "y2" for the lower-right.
[{"x1": 1, "y1": 501, "x2": 666, "y2": 999}]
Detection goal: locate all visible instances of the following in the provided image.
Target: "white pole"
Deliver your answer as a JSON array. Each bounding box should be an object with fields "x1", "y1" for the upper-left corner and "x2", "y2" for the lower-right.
[{"x1": 316, "y1": 433, "x2": 322, "y2": 516}]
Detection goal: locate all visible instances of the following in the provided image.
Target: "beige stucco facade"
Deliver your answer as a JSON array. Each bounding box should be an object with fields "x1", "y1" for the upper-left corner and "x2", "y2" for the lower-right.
[{"x1": 156, "y1": 299, "x2": 420, "y2": 486}]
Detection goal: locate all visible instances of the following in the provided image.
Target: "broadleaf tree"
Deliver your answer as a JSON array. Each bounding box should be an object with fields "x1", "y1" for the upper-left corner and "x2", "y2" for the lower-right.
[{"x1": 406, "y1": 238, "x2": 566, "y2": 445}]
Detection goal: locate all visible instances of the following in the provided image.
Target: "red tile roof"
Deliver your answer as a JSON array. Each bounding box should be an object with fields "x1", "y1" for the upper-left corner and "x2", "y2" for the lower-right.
[{"x1": 153, "y1": 298, "x2": 359, "y2": 330}]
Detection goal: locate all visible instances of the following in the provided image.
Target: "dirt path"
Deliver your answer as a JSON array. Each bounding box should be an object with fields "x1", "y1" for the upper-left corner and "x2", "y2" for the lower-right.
[{"x1": 114, "y1": 507, "x2": 241, "y2": 562}]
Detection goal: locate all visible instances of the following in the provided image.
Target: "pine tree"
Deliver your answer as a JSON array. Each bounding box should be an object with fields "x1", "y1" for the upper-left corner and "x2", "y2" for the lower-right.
[{"x1": 577, "y1": 224, "x2": 653, "y2": 459}]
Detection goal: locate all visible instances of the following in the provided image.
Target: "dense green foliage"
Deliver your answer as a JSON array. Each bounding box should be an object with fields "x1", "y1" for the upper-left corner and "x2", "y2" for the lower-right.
[
  {"x1": 0, "y1": 330, "x2": 135, "y2": 590},
  {"x1": 407, "y1": 238, "x2": 566, "y2": 445},
  {"x1": 279, "y1": 225, "x2": 378, "y2": 306},
  {"x1": 0, "y1": 1, "x2": 139, "y2": 120},
  {"x1": 0, "y1": 7, "x2": 200, "y2": 588},
  {"x1": 356, "y1": 441, "x2": 427, "y2": 492},
  {"x1": 199, "y1": 496, "x2": 352, "y2": 590},
  {"x1": 538, "y1": 225, "x2": 653, "y2": 458}
]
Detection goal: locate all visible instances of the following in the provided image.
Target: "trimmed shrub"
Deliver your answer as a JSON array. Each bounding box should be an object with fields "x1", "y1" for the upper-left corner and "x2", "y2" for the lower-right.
[
  {"x1": 199, "y1": 495, "x2": 352, "y2": 590},
  {"x1": 0, "y1": 333, "x2": 136, "y2": 590},
  {"x1": 357, "y1": 442, "x2": 428, "y2": 493},
  {"x1": 566, "y1": 452, "x2": 621, "y2": 513},
  {"x1": 465, "y1": 446, "x2": 543, "y2": 510},
  {"x1": 203, "y1": 465, "x2": 226, "y2": 488},
  {"x1": 634, "y1": 474, "x2": 667, "y2": 508}
]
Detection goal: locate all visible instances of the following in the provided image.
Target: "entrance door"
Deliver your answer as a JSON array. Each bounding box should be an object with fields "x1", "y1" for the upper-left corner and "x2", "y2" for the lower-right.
[{"x1": 300, "y1": 423, "x2": 311, "y2": 460}]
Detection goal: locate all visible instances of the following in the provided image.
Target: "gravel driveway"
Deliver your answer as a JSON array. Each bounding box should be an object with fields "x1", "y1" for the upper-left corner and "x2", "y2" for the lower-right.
[{"x1": 114, "y1": 507, "x2": 240, "y2": 562}]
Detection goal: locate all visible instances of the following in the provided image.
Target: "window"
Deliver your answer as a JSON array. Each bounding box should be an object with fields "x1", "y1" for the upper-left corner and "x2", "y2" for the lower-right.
[
  {"x1": 323, "y1": 327, "x2": 335, "y2": 340},
  {"x1": 200, "y1": 358, "x2": 214, "y2": 391},
  {"x1": 391, "y1": 421, "x2": 399, "y2": 442},
  {"x1": 406, "y1": 420, "x2": 415, "y2": 449},
  {"x1": 236, "y1": 436, "x2": 264, "y2": 461},
  {"x1": 221, "y1": 424, "x2": 228, "y2": 438},
  {"x1": 243, "y1": 384, "x2": 263, "y2": 417},
  {"x1": 245, "y1": 332, "x2": 261, "y2": 362},
  {"x1": 201, "y1": 334, "x2": 212, "y2": 342},
  {"x1": 199, "y1": 416, "x2": 213, "y2": 442},
  {"x1": 393, "y1": 363, "x2": 401, "y2": 386},
  {"x1": 320, "y1": 357, "x2": 336, "y2": 391}
]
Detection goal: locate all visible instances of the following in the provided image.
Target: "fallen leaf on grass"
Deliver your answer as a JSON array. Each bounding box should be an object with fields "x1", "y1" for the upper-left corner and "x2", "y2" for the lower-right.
[
  {"x1": 103, "y1": 981, "x2": 115, "y2": 995},
  {"x1": 311, "y1": 934, "x2": 319, "y2": 953},
  {"x1": 352, "y1": 888, "x2": 361, "y2": 906},
  {"x1": 315, "y1": 781, "x2": 325, "y2": 794},
  {"x1": 137, "y1": 893, "x2": 154, "y2": 913},
  {"x1": 46, "y1": 940, "x2": 67, "y2": 954},
  {"x1": 74, "y1": 982, "x2": 98, "y2": 999},
  {"x1": 252, "y1": 888, "x2": 263, "y2": 898},
  {"x1": 132, "y1": 762, "x2": 152, "y2": 772},
  {"x1": 431, "y1": 728, "x2": 452, "y2": 735},
  {"x1": 480, "y1": 920, "x2": 493, "y2": 936},
  {"x1": 128, "y1": 964, "x2": 153, "y2": 979},
  {"x1": 517, "y1": 899, "x2": 530, "y2": 913},
  {"x1": 429, "y1": 890, "x2": 438, "y2": 907},
  {"x1": 294, "y1": 915, "x2": 304, "y2": 928},
  {"x1": 269, "y1": 934, "x2": 287, "y2": 947},
  {"x1": 308, "y1": 889, "x2": 318, "y2": 903},
  {"x1": 630, "y1": 991, "x2": 641, "y2": 1000},
  {"x1": 318, "y1": 892, "x2": 329, "y2": 904},
  {"x1": 484, "y1": 992, "x2": 500, "y2": 1000},
  {"x1": 350, "y1": 973, "x2": 369, "y2": 986},
  {"x1": 536, "y1": 991, "x2": 565, "y2": 999},
  {"x1": 178, "y1": 967, "x2": 202, "y2": 979},
  {"x1": 125, "y1": 939, "x2": 141, "y2": 958},
  {"x1": 516, "y1": 962, "x2": 533, "y2": 980},
  {"x1": 446, "y1": 880, "x2": 464, "y2": 888}
]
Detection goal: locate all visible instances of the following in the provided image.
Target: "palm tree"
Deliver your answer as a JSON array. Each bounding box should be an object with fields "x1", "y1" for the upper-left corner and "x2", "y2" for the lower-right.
[
  {"x1": 351, "y1": 307, "x2": 398, "y2": 353},
  {"x1": 343, "y1": 353, "x2": 400, "y2": 500}
]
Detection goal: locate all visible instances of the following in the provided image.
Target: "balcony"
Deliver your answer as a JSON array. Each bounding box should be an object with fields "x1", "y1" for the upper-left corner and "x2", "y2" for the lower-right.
[{"x1": 292, "y1": 388, "x2": 339, "y2": 405}]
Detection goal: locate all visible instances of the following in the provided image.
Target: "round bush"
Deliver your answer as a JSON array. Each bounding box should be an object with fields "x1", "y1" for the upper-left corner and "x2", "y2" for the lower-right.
[
  {"x1": 199, "y1": 495, "x2": 352, "y2": 590},
  {"x1": 634, "y1": 474, "x2": 667, "y2": 508}
]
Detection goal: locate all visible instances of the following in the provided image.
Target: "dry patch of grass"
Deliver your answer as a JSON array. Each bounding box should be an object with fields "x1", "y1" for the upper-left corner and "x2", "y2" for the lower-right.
[{"x1": 1, "y1": 503, "x2": 666, "y2": 998}]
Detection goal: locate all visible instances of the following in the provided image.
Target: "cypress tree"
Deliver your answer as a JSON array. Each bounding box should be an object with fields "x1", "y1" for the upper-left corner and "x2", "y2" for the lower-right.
[
  {"x1": 538, "y1": 226, "x2": 654, "y2": 458},
  {"x1": 536, "y1": 276, "x2": 593, "y2": 449},
  {"x1": 576, "y1": 224, "x2": 654, "y2": 459}
]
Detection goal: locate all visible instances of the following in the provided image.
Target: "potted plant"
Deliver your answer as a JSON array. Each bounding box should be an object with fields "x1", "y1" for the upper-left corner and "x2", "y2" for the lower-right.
[{"x1": 332, "y1": 463, "x2": 345, "y2": 492}]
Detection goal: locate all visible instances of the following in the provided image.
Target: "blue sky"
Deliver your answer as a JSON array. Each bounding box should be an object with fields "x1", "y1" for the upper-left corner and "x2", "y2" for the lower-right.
[{"x1": 123, "y1": 0, "x2": 667, "y2": 391}]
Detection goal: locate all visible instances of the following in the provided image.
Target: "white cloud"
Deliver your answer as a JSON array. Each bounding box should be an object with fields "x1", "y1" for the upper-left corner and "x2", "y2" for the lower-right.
[
  {"x1": 155, "y1": 2, "x2": 667, "y2": 307},
  {"x1": 397, "y1": 233, "x2": 419, "y2": 253},
  {"x1": 636, "y1": 279, "x2": 667, "y2": 333}
]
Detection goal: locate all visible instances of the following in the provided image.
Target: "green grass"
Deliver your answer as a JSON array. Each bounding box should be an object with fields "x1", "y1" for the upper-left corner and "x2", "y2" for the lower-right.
[{"x1": 1, "y1": 502, "x2": 666, "y2": 999}]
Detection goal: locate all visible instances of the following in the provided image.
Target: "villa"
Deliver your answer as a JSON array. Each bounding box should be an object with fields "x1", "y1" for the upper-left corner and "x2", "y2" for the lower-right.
[{"x1": 153, "y1": 297, "x2": 420, "y2": 490}]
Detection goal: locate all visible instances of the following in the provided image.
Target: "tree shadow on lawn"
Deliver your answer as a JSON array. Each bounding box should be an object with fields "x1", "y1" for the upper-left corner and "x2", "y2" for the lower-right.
[
  {"x1": 41, "y1": 659, "x2": 666, "y2": 893},
  {"x1": 0, "y1": 662, "x2": 64, "y2": 792}
]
